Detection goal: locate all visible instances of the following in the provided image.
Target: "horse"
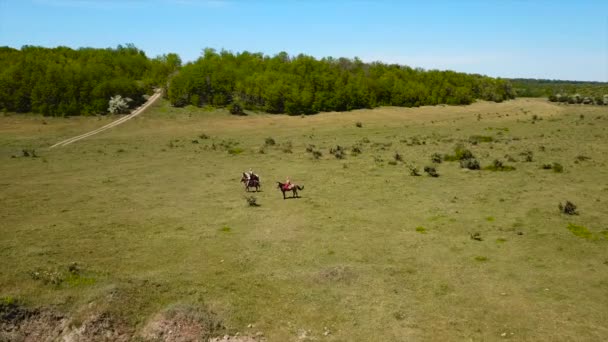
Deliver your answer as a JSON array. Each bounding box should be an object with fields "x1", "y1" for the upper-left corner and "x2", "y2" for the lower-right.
[
  {"x1": 277, "y1": 182, "x2": 304, "y2": 199},
  {"x1": 241, "y1": 172, "x2": 260, "y2": 192}
]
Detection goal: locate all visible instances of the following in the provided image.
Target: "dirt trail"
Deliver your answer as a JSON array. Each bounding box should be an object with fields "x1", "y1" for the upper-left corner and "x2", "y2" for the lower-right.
[{"x1": 50, "y1": 90, "x2": 162, "y2": 148}]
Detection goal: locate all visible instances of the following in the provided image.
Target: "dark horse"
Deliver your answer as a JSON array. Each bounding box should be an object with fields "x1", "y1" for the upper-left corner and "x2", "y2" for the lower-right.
[
  {"x1": 241, "y1": 172, "x2": 261, "y2": 192},
  {"x1": 277, "y1": 182, "x2": 304, "y2": 199}
]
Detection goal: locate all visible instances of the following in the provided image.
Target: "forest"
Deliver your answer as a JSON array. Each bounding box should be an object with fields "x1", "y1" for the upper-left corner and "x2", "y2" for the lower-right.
[
  {"x1": 0, "y1": 45, "x2": 180, "y2": 116},
  {"x1": 4, "y1": 45, "x2": 606, "y2": 117},
  {"x1": 168, "y1": 49, "x2": 516, "y2": 115},
  {"x1": 510, "y1": 78, "x2": 608, "y2": 101}
]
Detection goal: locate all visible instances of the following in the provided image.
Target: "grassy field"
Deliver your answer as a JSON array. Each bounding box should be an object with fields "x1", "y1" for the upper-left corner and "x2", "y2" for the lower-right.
[{"x1": 1, "y1": 98, "x2": 607, "y2": 341}]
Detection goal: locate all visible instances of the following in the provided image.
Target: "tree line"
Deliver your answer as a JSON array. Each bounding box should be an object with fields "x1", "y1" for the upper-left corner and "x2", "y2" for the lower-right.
[
  {"x1": 0, "y1": 45, "x2": 180, "y2": 116},
  {"x1": 168, "y1": 48, "x2": 515, "y2": 115},
  {"x1": 510, "y1": 78, "x2": 608, "y2": 101}
]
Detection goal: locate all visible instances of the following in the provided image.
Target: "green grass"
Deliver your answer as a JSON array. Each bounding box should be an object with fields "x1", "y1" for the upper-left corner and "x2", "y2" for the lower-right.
[
  {"x1": 415, "y1": 226, "x2": 427, "y2": 234},
  {"x1": 1, "y1": 99, "x2": 608, "y2": 341},
  {"x1": 566, "y1": 223, "x2": 593, "y2": 239}
]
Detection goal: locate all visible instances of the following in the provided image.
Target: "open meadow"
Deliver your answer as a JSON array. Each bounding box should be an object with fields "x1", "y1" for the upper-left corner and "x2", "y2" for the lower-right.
[{"x1": 1, "y1": 98, "x2": 607, "y2": 341}]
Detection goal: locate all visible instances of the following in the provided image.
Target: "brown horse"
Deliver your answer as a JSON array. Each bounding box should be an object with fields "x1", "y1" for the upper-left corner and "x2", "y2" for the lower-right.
[
  {"x1": 241, "y1": 172, "x2": 260, "y2": 192},
  {"x1": 277, "y1": 182, "x2": 304, "y2": 199}
]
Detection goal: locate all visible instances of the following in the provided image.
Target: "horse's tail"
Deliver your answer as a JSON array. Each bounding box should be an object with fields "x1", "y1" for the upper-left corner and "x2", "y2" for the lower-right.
[{"x1": 297, "y1": 185, "x2": 304, "y2": 190}]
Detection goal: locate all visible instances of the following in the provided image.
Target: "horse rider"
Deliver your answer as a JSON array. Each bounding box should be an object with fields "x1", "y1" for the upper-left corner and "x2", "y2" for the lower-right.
[
  {"x1": 245, "y1": 168, "x2": 260, "y2": 184},
  {"x1": 283, "y1": 176, "x2": 294, "y2": 191}
]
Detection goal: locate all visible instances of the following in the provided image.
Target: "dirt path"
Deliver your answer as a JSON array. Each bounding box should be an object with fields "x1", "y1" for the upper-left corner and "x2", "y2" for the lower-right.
[{"x1": 50, "y1": 90, "x2": 162, "y2": 148}]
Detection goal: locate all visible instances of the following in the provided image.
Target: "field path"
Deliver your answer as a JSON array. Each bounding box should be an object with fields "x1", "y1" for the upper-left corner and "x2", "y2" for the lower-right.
[{"x1": 50, "y1": 90, "x2": 162, "y2": 148}]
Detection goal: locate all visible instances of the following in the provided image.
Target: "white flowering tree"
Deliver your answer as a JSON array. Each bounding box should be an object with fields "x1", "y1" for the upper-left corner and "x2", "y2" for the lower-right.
[{"x1": 108, "y1": 95, "x2": 133, "y2": 114}]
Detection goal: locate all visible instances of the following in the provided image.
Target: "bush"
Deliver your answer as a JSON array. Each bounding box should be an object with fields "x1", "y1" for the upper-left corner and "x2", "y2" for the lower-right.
[
  {"x1": 468, "y1": 135, "x2": 493, "y2": 144},
  {"x1": 330, "y1": 145, "x2": 346, "y2": 159},
  {"x1": 228, "y1": 147, "x2": 244, "y2": 155},
  {"x1": 558, "y1": 201, "x2": 578, "y2": 215},
  {"x1": 108, "y1": 95, "x2": 132, "y2": 114},
  {"x1": 312, "y1": 150, "x2": 322, "y2": 159},
  {"x1": 199, "y1": 133, "x2": 209, "y2": 140},
  {"x1": 431, "y1": 153, "x2": 442, "y2": 163},
  {"x1": 228, "y1": 102, "x2": 245, "y2": 115},
  {"x1": 520, "y1": 150, "x2": 533, "y2": 162},
  {"x1": 552, "y1": 162, "x2": 564, "y2": 173},
  {"x1": 444, "y1": 144, "x2": 474, "y2": 161},
  {"x1": 424, "y1": 166, "x2": 439, "y2": 177},
  {"x1": 460, "y1": 158, "x2": 480, "y2": 170},
  {"x1": 264, "y1": 137, "x2": 276, "y2": 146},
  {"x1": 281, "y1": 141, "x2": 293, "y2": 153},
  {"x1": 394, "y1": 152, "x2": 403, "y2": 162},
  {"x1": 21, "y1": 149, "x2": 37, "y2": 158},
  {"x1": 409, "y1": 166, "x2": 421, "y2": 176},
  {"x1": 351, "y1": 146, "x2": 362, "y2": 155},
  {"x1": 305, "y1": 144, "x2": 315, "y2": 153},
  {"x1": 484, "y1": 159, "x2": 515, "y2": 171},
  {"x1": 355, "y1": 121, "x2": 363, "y2": 128},
  {"x1": 541, "y1": 163, "x2": 552, "y2": 170},
  {"x1": 245, "y1": 196, "x2": 259, "y2": 207}
]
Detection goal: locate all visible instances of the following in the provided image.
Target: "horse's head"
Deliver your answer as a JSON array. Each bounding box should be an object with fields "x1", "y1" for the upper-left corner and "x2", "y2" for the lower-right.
[
  {"x1": 277, "y1": 182, "x2": 283, "y2": 188},
  {"x1": 240, "y1": 173, "x2": 248, "y2": 183}
]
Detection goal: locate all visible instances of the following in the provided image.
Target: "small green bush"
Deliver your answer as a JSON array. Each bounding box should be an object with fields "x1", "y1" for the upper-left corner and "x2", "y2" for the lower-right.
[
  {"x1": 484, "y1": 159, "x2": 515, "y2": 171},
  {"x1": 355, "y1": 121, "x2": 363, "y2": 128},
  {"x1": 460, "y1": 158, "x2": 480, "y2": 170},
  {"x1": 228, "y1": 102, "x2": 244, "y2": 115},
  {"x1": 424, "y1": 166, "x2": 439, "y2": 177},
  {"x1": 245, "y1": 196, "x2": 259, "y2": 207},
  {"x1": 468, "y1": 135, "x2": 493, "y2": 144},
  {"x1": 264, "y1": 137, "x2": 276, "y2": 146},
  {"x1": 541, "y1": 163, "x2": 552, "y2": 170},
  {"x1": 431, "y1": 153, "x2": 442, "y2": 163},
  {"x1": 559, "y1": 201, "x2": 578, "y2": 215},
  {"x1": 415, "y1": 226, "x2": 426, "y2": 234},
  {"x1": 228, "y1": 147, "x2": 244, "y2": 155},
  {"x1": 409, "y1": 166, "x2": 421, "y2": 176},
  {"x1": 552, "y1": 162, "x2": 564, "y2": 173},
  {"x1": 444, "y1": 144, "x2": 474, "y2": 161}
]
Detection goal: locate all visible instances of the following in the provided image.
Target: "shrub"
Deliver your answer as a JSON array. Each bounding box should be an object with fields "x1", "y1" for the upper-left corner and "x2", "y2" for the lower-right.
[
  {"x1": 264, "y1": 137, "x2": 276, "y2": 146},
  {"x1": 431, "y1": 153, "x2": 442, "y2": 163},
  {"x1": 424, "y1": 166, "x2": 439, "y2": 177},
  {"x1": 575, "y1": 155, "x2": 591, "y2": 162},
  {"x1": 21, "y1": 149, "x2": 37, "y2": 158},
  {"x1": 245, "y1": 196, "x2": 259, "y2": 207},
  {"x1": 552, "y1": 162, "x2": 564, "y2": 173},
  {"x1": 330, "y1": 145, "x2": 346, "y2": 159},
  {"x1": 520, "y1": 150, "x2": 534, "y2": 162},
  {"x1": 394, "y1": 152, "x2": 403, "y2": 162},
  {"x1": 541, "y1": 163, "x2": 552, "y2": 170},
  {"x1": 108, "y1": 95, "x2": 132, "y2": 114},
  {"x1": 559, "y1": 201, "x2": 578, "y2": 215},
  {"x1": 409, "y1": 166, "x2": 421, "y2": 176},
  {"x1": 351, "y1": 146, "x2": 362, "y2": 155},
  {"x1": 460, "y1": 158, "x2": 480, "y2": 170},
  {"x1": 444, "y1": 144, "x2": 474, "y2": 161},
  {"x1": 281, "y1": 142, "x2": 293, "y2": 153},
  {"x1": 305, "y1": 144, "x2": 315, "y2": 153},
  {"x1": 484, "y1": 159, "x2": 515, "y2": 171},
  {"x1": 228, "y1": 102, "x2": 244, "y2": 115},
  {"x1": 199, "y1": 133, "x2": 209, "y2": 140},
  {"x1": 312, "y1": 150, "x2": 322, "y2": 159},
  {"x1": 355, "y1": 121, "x2": 363, "y2": 128},
  {"x1": 228, "y1": 147, "x2": 244, "y2": 155},
  {"x1": 468, "y1": 135, "x2": 493, "y2": 144}
]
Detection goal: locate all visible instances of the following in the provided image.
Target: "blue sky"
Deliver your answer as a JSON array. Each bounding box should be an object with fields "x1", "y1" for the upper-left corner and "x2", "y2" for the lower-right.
[{"x1": 1, "y1": 0, "x2": 606, "y2": 81}]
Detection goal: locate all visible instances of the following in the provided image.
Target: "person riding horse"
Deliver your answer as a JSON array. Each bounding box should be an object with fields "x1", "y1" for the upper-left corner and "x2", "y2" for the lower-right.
[{"x1": 242, "y1": 168, "x2": 261, "y2": 191}]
